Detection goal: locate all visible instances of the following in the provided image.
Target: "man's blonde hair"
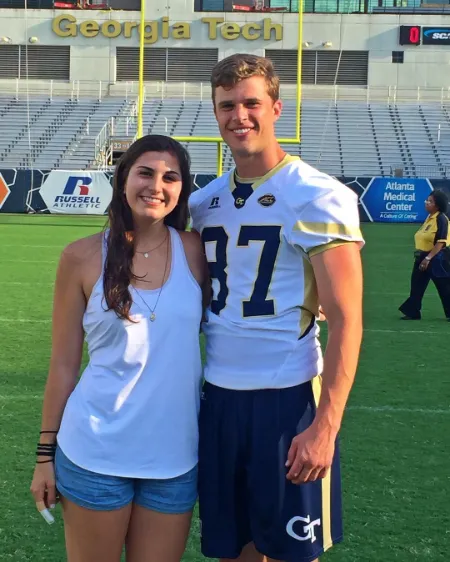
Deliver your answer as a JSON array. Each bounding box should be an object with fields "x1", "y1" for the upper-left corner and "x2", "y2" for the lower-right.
[{"x1": 211, "y1": 54, "x2": 280, "y2": 104}]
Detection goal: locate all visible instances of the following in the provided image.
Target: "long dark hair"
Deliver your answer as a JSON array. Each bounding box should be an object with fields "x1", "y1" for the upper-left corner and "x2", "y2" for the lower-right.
[
  {"x1": 430, "y1": 190, "x2": 449, "y2": 214},
  {"x1": 103, "y1": 134, "x2": 192, "y2": 321}
]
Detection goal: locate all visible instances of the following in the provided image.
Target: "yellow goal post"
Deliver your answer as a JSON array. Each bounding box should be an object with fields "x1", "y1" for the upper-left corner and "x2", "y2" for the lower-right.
[{"x1": 137, "y1": 0, "x2": 303, "y2": 177}]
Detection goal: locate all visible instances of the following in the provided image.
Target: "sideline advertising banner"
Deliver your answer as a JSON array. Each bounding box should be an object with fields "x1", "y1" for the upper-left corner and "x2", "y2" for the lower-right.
[
  {"x1": 359, "y1": 177, "x2": 433, "y2": 223},
  {"x1": 0, "y1": 172, "x2": 11, "y2": 210},
  {"x1": 0, "y1": 169, "x2": 449, "y2": 222},
  {"x1": 39, "y1": 171, "x2": 113, "y2": 215}
]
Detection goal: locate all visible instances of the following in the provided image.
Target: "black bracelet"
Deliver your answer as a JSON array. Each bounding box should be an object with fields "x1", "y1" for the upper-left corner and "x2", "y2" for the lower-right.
[
  {"x1": 36, "y1": 442, "x2": 57, "y2": 459},
  {"x1": 40, "y1": 430, "x2": 58, "y2": 434},
  {"x1": 37, "y1": 459, "x2": 54, "y2": 464}
]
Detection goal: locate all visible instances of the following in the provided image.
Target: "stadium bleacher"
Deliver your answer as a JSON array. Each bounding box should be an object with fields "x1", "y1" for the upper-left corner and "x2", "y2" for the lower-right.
[{"x1": 1, "y1": 84, "x2": 450, "y2": 177}]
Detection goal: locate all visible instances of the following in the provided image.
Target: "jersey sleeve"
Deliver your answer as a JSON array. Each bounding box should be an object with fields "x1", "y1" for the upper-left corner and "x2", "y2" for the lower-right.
[
  {"x1": 188, "y1": 189, "x2": 203, "y2": 233},
  {"x1": 435, "y1": 213, "x2": 449, "y2": 244},
  {"x1": 289, "y1": 183, "x2": 365, "y2": 257},
  {"x1": 188, "y1": 175, "x2": 228, "y2": 233}
]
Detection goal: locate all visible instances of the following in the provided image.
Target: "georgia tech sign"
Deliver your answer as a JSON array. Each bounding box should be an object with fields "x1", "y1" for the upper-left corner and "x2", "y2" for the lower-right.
[{"x1": 52, "y1": 14, "x2": 283, "y2": 43}]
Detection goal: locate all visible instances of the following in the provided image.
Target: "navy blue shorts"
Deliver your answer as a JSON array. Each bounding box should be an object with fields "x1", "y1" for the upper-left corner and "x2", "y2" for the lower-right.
[{"x1": 198, "y1": 378, "x2": 343, "y2": 562}]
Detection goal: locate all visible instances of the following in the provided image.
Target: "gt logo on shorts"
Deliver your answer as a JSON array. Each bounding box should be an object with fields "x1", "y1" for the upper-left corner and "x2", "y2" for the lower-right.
[{"x1": 286, "y1": 515, "x2": 321, "y2": 543}]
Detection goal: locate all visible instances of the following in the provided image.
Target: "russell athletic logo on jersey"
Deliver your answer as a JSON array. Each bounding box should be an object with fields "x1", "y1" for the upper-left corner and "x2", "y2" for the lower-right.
[
  {"x1": 39, "y1": 171, "x2": 113, "y2": 215},
  {"x1": 208, "y1": 197, "x2": 220, "y2": 209},
  {"x1": 286, "y1": 515, "x2": 321, "y2": 543}
]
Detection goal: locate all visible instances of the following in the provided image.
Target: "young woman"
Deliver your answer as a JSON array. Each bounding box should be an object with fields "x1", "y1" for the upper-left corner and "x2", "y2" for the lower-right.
[
  {"x1": 30, "y1": 135, "x2": 209, "y2": 562},
  {"x1": 399, "y1": 189, "x2": 450, "y2": 320}
]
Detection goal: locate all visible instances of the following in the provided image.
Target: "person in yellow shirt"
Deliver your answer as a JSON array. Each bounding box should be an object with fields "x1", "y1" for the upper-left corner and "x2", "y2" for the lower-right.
[{"x1": 399, "y1": 190, "x2": 450, "y2": 321}]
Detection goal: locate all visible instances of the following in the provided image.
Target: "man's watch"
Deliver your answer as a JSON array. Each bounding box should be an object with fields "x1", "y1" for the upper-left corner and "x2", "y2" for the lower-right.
[{"x1": 425, "y1": 256, "x2": 431, "y2": 261}]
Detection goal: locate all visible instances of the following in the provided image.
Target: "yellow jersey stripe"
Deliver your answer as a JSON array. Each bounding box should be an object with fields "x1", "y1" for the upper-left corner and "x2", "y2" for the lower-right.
[
  {"x1": 229, "y1": 154, "x2": 299, "y2": 193},
  {"x1": 321, "y1": 472, "x2": 333, "y2": 550},
  {"x1": 294, "y1": 221, "x2": 363, "y2": 239},
  {"x1": 311, "y1": 374, "x2": 321, "y2": 407},
  {"x1": 299, "y1": 258, "x2": 318, "y2": 337},
  {"x1": 234, "y1": 174, "x2": 262, "y2": 184},
  {"x1": 311, "y1": 376, "x2": 333, "y2": 551},
  {"x1": 308, "y1": 240, "x2": 352, "y2": 258}
]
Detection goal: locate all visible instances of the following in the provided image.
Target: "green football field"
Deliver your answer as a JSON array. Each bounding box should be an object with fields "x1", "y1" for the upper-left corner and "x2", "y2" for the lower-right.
[{"x1": 0, "y1": 214, "x2": 448, "y2": 562}]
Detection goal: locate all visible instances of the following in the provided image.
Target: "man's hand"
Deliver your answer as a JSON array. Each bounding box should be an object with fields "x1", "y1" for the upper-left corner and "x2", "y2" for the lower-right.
[
  {"x1": 419, "y1": 259, "x2": 430, "y2": 271},
  {"x1": 285, "y1": 423, "x2": 336, "y2": 485}
]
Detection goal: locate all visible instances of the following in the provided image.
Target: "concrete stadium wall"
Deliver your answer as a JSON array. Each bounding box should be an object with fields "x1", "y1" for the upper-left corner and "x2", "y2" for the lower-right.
[{"x1": 1, "y1": 7, "x2": 450, "y2": 88}]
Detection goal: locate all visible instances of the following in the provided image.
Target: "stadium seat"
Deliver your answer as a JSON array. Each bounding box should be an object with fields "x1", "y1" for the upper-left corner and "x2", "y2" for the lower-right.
[{"x1": 1, "y1": 88, "x2": 449, "y2": 178}]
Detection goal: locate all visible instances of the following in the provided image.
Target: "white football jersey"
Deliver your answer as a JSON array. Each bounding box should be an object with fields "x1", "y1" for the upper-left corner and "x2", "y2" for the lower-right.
[{"x1": 189, "y1": 155, "x2": 364, "y2": 390}]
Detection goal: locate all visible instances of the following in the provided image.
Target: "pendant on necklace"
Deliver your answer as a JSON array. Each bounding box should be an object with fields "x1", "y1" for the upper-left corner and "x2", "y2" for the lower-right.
[
  {"x1": 150, "y1": 313, "x2": 156, "y2": 322},
  {"x1": 144, "y1": 252, "x2": 149, "y2": 258}
]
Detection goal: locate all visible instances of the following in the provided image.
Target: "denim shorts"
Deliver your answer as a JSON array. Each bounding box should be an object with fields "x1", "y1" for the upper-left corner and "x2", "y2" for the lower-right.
[{"x1": 54, "y1": 446, "x2": 198, "y2": 513}]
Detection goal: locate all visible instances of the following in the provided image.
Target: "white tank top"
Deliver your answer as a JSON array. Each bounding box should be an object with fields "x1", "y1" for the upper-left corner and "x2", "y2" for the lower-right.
[{"x1": 57, "y1": 227, "x2": 203, "y2": 479}]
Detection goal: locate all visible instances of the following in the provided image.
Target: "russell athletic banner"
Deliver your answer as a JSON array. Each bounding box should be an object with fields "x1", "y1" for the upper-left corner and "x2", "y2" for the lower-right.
[
  {"x1": 0, "y1": 168, "x2": 449, "y2": 222},
  {"x1": 39, "y1": 171, "x2": 113, "y2": 215}
]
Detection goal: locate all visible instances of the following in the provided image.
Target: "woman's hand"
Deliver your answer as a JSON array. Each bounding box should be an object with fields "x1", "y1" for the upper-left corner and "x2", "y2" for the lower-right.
[
  {"x1": 30, "y1": 461, "x2": 58, "y2": 512},
  {"x1": 419, "y1": 259, "x2": 430, "y2": 271}
]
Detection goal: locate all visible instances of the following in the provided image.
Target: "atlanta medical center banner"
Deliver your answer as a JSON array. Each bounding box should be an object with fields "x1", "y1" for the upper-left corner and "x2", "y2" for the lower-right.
[
  {"x1": 1, "y1": 168, "x2": 449, "y2": 222},
  {"x1": 359, "y1": 177, "x2": 434, "y2": 223}
]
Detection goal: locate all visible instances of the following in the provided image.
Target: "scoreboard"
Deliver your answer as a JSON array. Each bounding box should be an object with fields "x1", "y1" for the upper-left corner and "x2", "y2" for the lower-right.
[
  {"x1": 399, "y1": 25, "x2": 450, "y2": 46},
  {"x1": 399, "y1": 25, "x2": 421, "y2": 46},
  {"x1": 111, "y1": 138, "x2": 134, "y2": 165}
]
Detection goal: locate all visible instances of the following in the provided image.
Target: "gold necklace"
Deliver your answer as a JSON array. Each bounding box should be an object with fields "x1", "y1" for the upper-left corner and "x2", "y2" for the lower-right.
[
  {"x1": 135, "y1": 231, "x2": 169, "y2": 259},
  {"x1": 133, "y1": 231, "x2": 170, "y2": 322}
]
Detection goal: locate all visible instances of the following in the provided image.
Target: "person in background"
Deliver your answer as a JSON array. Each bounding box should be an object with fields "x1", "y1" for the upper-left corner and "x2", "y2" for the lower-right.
[
  {"x1": 30, "y1": 135, "x2": 208, "y2": 562},
  {"x1": 399, "y1": 189, "x2": 450, "y2": 321}
]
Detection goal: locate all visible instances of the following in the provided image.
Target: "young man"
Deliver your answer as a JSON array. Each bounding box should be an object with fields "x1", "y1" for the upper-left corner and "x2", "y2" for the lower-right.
[{"x1": 189, "y1": 54, "x2": 364, "y2": 562}]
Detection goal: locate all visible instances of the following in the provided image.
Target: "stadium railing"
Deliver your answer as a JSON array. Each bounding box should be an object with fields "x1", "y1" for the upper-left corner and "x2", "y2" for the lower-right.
[
  {"x1": 1, "y1": 78, "x2": 450, "y2": 105},
  {"x1": 390, "y1": 164, "x2": 450, "y2": 179}
]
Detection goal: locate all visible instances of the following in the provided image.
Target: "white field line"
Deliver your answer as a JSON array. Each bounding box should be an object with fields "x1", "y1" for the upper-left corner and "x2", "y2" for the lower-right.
[
  {"x1": 2, "y1": 260, "x2": 57, "y2": 264},
  {"x1": 364, "y1": 328, "x2": 443, "y2": 335},
  {"x1": 0, "y1": 281, "x2": 53, "y2": 286},
  {"x1": 0, "y1": 318, "x2": 51, "y2": 323},
  {"x1": 0, "y1": 286, "x2": 408, "y2": 295},
  {"x1": 0, "y1": 318, "x2": 447, "y2": 336},
  {"x1": 1, "y1": 245, "x2": 64, "y2": 249},
  {"x1": 347, "y1": 405, "x2": 449, "y2": 415},
  {"x1": 0, "y1": 394, "x2": 447, "y2": 415},
  {"x1": 0, "y1": 284, "x2": 423, "y2": 298}
]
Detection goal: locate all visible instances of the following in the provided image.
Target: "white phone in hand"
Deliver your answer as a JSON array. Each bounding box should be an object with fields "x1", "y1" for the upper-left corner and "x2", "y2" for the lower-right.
[{"x1": 36, "y1": 501, "x2": 55, "y2": 525}]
